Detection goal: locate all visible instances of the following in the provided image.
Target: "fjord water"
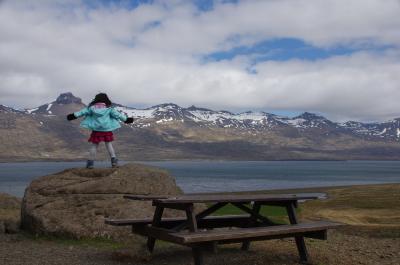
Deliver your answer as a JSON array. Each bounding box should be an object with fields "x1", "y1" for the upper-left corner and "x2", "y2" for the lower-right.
[{"x1": 1, "y1": 160, "x2": 400, "y2": 197}]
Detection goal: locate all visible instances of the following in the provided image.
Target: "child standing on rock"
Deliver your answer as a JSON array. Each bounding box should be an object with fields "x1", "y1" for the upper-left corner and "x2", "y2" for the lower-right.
[{"x1": 67, "y1": 93, "x2": 133, "y2": 169}]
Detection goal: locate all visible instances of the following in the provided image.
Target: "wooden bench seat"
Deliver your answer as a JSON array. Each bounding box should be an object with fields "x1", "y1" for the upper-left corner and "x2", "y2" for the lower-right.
[
  {"x1": 179, "y1": 221, "x2": 342, "y2": 244},
  {"x1": 139, "y1": 221, "x2": 342, "y2": 245},
  {"x1": 105, "y1": 217, "x2": 184, "y2": 226},
  {"x1": 105, "y1": 215, "x2": 255, "y2": 229}
]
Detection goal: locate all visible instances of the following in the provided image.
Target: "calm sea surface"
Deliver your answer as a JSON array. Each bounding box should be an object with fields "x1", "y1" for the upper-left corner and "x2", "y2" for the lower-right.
[{"x1": 1, "y1": 160, "x2": 400, "y2": 197}]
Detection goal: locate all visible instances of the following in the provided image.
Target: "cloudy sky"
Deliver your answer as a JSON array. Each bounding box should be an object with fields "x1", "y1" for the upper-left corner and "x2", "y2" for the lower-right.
[{"x1": 0, "y1": 0, "x2": 399, "y2": 122}]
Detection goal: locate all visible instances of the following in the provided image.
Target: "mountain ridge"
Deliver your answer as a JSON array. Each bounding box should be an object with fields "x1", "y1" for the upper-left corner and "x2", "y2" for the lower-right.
[
  {"x1": 1, "y1": 92, "x2": 400, "y2": 161},
  {"x1": 2, "y1": 92, "x2": 397, "y2": 128},
  {"x1": 2, "y1": 92, "x2": 400, "y2": 140}
]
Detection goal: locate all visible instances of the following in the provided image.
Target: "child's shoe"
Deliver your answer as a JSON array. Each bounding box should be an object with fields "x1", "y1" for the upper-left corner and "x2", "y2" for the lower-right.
[
  {"x1": 111, "y1": 157, "x2": 118, "y2": 168},
  {"x1": 86, "y1": 160, "x2": 94, "y2": 169}
]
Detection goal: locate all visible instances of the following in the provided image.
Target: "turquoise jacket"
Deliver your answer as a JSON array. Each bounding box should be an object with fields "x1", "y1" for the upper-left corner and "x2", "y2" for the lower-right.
[{"x1": 74, "y1": 106, "x2": 127, "y2": 132}]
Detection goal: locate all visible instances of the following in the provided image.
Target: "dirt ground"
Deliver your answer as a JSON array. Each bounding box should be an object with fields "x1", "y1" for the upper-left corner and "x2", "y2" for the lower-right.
[
  {"x1": 1, "y1": 183, "x2": 399, "y2": 265},
  {"x1": 1, "y1": 229, "x2": 399, "y2": 265}
]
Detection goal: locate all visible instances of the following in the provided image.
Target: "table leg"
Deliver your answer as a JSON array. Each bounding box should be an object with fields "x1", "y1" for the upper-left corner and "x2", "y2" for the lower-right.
[
  {"x1": 241, "y1": 202, "x2": 261, "y2": 250},
  {"x1": 147, "y1": 206, "x2": 164, "y2": 253},
  {"x1": 172, "y1": 202, "x2": 227, "y2": 231},
  {"x1": 185, "y1": 204, "x2": 198, "y2": 232},
  {"x1": 286, "y1": 202, "x2": 309, "y2": 264},
  {"x1": 186, "y1": 204, "x2": 204, "y2": 265}
]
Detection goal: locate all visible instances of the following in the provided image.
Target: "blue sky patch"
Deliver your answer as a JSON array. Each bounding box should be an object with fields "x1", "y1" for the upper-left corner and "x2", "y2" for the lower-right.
[
  {"x1": 193, "y1": 0, "x2": 238, "y2": 11},
  {"x1": 193, "y1": 0, "x2": 214, "y2": 12},
  {"x1": 204, "y1": 38, "x2": 392, "y2": 63},
  {"x1": 142, "y1": 20, "x2": 162, "y2": 32},
  {"x1": 83, "y1": 0, "x2": 154, "y2": 10},
  {"x1": 85, "y1": 0, "x2": 240, "y2": 12}
]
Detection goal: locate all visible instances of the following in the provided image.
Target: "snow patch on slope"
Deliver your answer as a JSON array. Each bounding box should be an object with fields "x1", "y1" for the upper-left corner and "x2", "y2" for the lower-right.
[
  {"x1": 116, "y1": 107, "x2": 153, "y2": 119},
  {"x1": 26, "y1": 108, "x2": 38, "y2": 114},
  {"x1": 46, "y1": 103, "x2": 52, "y2": 112}
]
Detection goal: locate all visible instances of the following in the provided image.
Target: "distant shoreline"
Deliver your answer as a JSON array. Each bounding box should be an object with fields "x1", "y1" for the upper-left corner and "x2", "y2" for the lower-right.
[
  {"x1": 3, "y1": 158, "x2": 395, "y2": 163},
  {"x1": 2, "y1": 160, "x2": 399, "y2": 198},
  {"x1": 3, "y1": 182, "x2": 399, "y2": 199},
  {"x1": 184, "y1": 182, "x2": 400, "y2": 195}
]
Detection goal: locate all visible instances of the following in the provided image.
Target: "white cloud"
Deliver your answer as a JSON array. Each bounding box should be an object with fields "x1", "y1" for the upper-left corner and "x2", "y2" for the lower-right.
[{"x1": 0, "y1": 0, "x2": 399, "y2": 122}]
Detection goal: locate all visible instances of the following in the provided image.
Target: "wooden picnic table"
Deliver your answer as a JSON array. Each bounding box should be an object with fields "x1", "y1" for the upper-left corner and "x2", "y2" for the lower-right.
[{"x1": 106, "y1": 193, "x2": 342, "y2": 265}]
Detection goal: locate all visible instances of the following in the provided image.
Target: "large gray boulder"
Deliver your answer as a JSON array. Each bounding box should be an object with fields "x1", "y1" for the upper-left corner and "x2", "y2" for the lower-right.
[{"x1": 21, "y1": 163, "x2": 183, "y2": 239}]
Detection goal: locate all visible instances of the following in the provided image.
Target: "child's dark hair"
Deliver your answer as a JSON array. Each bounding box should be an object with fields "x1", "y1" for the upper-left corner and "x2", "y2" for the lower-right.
[{"x1": 89, "y1": 93, "x2": 112, "y2": 107}]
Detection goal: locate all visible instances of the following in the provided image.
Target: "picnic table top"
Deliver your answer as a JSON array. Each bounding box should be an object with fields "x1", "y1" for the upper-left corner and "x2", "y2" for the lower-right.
[{"x1": 124, "y1": 193, "x2": 319, "y2": 204}]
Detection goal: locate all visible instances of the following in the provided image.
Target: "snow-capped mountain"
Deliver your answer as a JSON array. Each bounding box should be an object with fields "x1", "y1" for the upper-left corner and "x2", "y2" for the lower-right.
[
  {"x1": 26, "y1": 92, "x2": 85, "y2": 116},
  {"x1": 341, "y1": 119, "x2": 400, "y2": 140},
  {"x1": 3, "y1": 92, "x2": 400, "y2": 140},
  {"x1": 116, "y1": 104, "x2": 314, "y2": 129},
  {"x1": 2, "y1": 92, "x2": 400, "y2": 161},
  {"x1": 116, "y1": 104, "x2": 400, "y2": 140},
  {"x1": 275, "y1": 112, "x2": 338, "y2": 129}
]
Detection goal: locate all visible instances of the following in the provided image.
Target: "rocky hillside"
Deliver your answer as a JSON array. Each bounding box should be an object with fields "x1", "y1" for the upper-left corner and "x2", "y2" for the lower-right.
[
  {"x1": 1, "y1": 92, "x2": 400, "y2": 161},
  {"x1": 26, "y1": 92, "x2": 86, "y2": 116}
]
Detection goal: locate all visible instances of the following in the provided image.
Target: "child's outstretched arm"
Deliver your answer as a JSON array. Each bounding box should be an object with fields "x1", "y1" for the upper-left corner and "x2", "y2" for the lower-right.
[
  {"x1": 110, "y1": 108, "x2": 134, "y2": 123},
  {"x1": 67, "y1": 113, "x2": 77, "y2": 120},
  {"x1": 125, "y1": 117, "x2": 134, "y2": 123},
  {"x1": 66, "y1": 107, "x2": 90, "y2": 121}
]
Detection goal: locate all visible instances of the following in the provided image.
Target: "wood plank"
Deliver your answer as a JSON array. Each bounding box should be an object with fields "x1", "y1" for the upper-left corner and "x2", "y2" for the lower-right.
[
  {"x1": 105, "y1": 217, "x2": 181, "y2": 226},
  {"x1": 133, "y1": 221, "x2": 342, "y2": 246},
  {"x1": 152, "y1": 201, "x2": 192, "y2": 210},
  {"x1": 123, "y1": 195, "x2": 171, "y2": 200},
  {"x1": 105, "y1": 215, "x2": 252, "y2": 228},
  {"x1": 209, "y1": 231, "x2": 326, "y2": 245},
  {"x1": 258, "y1": 201, "x2": 294, "y2": 207},
  {"x1": 175, "y1": 221, "x2": 343, "y2": 244},
  {"x1": 154, "y1": 193, "x2": 318, "y2": 204}
]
